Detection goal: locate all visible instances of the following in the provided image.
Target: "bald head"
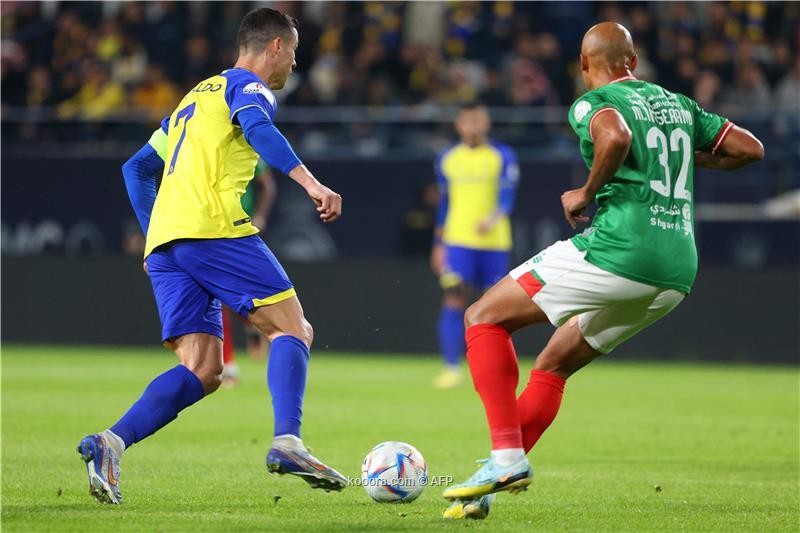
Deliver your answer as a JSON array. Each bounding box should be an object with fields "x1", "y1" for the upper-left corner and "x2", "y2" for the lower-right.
[{"x1": 580, "y1": 22, "x2": 637, "y2": 89}]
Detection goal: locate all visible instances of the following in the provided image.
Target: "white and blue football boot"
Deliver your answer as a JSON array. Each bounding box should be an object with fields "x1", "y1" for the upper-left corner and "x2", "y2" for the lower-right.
[
  {"x1": 76, "y1": 433, "x2": 123, "y2": 504},
  {"x1": 443, "y1": 457, "x2": 532, "y2": 501},
  {"x1": 266, "y1": 438, "x2": 347, "y2": 492},
  {"x1": 443, "y1": 494, "x2": 496, "y2": 519}
]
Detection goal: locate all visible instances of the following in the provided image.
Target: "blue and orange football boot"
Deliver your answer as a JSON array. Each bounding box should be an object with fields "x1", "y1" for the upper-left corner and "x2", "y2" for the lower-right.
[
  {"x1": 443, "y1": 457, "x2": 532, "y2": 501},
  {"x1": 76, "y1": 433, "x2": 123, "y2": 504},
  {"x1": 266, "y1": 439, "x2": 347, "y2": 492}
]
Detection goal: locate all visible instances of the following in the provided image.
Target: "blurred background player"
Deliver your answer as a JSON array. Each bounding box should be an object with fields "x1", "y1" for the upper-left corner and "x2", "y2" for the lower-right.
[
  {"x1": 431, "y1": 103, "x2": 519, "y2": 389},
  {"x1": 77, "y1": 8, "x2": 346, "y2": 504},
  {"x1": 221, "y1": 158, "x2": 276, "y2": 388},
  {"x1": 442, "y1": 22, "x2": 764, "y2": 519}
]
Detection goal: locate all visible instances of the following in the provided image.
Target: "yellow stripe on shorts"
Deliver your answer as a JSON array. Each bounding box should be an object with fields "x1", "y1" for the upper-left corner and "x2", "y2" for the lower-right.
[{"x1": 252, "y1": 287, "x2": 297, "y2": 307}]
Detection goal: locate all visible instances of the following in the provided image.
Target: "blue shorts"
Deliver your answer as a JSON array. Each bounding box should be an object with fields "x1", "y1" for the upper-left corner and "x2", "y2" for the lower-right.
[
  {"x1": 146, "y1": 235, "x2": 295, "y2": 345},
  {"x1": 441, "y1": 245, "x2": 510, "y2": 291}
]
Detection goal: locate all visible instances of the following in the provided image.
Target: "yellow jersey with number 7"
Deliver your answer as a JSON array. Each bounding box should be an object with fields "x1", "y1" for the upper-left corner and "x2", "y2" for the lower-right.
[{"x1": 144, "y1": 68, "x2": 278, "y2": 257}]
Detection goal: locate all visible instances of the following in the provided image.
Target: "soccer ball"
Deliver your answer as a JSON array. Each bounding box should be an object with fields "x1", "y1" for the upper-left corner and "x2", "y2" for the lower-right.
[{"x1": 361, "y1": 441, "x2": 427, "y2": 503}]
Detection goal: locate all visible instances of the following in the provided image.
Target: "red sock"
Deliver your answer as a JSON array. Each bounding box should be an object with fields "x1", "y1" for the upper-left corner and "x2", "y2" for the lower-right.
[
  {"x1": 222, "y1": 308, "x2": 235, "y2": 365},
  {"x1": 517, "y1": 370, "x2": 566, "y2": 453},
  {"x1": 465, "y1": 324, "x2": 522, "y2": 449}
]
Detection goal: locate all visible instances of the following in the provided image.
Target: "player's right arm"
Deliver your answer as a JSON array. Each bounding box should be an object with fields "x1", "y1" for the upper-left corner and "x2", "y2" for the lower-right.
[
  {"x1": 121, "y1": 118, "x2": 169, "y2": 235},
  {"x1": 561, "y1": 108, "x2": 632, "y2": 228}
]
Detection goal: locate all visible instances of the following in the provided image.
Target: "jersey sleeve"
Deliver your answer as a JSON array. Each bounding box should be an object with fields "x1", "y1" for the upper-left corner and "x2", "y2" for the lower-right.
[
  {"x1": 497, "y1": 144, "x2": 520, "y2": 215},
  {"x1": 122, "y1": 141, "x2": 163, "y2": 235},
  {"x1": 434, "y1": 149, "x2": 449, "y2": 228},
  {"x1": 224, "y1": 75, "x2": 277, "y2": 125},
  {"x1": 568, "y1": 92, "x2": 622, "y2": 144},
  {"x1": 682, "y1": 96, "x2": 732, "y2": 154}
]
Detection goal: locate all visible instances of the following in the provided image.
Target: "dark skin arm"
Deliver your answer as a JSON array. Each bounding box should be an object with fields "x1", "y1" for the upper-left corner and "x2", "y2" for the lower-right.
[
  {"x1": 251, "y1": 165, "x2": 277, "y2": 231},
  {"x1": 694, "y1": 125, "x2": 764, "y2": 170},
  {"x1": 561, "y1": 109, "x2": 632, "y2": 228}
]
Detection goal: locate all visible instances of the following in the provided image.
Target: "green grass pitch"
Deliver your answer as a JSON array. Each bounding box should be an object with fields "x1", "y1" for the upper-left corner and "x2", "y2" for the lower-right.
[{"x1": 2, "y1": 345, "x2": 798, "y2": 531}]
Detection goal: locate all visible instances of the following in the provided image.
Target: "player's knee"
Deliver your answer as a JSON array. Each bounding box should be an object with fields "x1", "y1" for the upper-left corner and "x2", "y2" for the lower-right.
[
  {"x1": 185, "y1": 360, "x2": 223, "y2": 395},
  {"x1": 464, "y1": 300, "x2": 494, "y2": 328},
  {"x1": 299, "y1": 319, "x2": 314, "y2": 348}
]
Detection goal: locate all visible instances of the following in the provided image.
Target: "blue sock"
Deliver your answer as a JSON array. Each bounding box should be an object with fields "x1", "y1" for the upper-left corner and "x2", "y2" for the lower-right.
[
  {"x1": 438, "y1": 306, "x2": 465, "y2": 367},
  {"x1": 110, "y1": 365, "x2": 204, "y2": 448},
  {"x1": 268, "y1": 335, "x2": 309, "y2": 438}
]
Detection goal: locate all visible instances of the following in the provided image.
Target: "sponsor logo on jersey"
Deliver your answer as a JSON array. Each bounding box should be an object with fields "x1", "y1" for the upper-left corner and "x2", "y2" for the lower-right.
[
  {"x1": 243, "y1": 82, "x2": 277, "y2": 108},
  {"x1": 574, "y1": 100, "x2": 592, "y2": 122}
]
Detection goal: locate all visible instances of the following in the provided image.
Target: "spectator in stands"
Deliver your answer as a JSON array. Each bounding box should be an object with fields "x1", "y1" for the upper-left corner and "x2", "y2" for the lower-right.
[
  {"x1": 0, "y1": 0, "x2": 797, "y2": 152},
  {"x1": 722, "y1": 62, "x2": 771, "y2": 112},
  {"x1": 19, "y1": 65, "x2": 56, "y2": 140},
  {"x1": 96, "y1": 20, "x2": 123, "y2": 62},
  {"x1": 111, "y1": 35, "x2": 148, "y2": 89},
  {"x1": 774, "y1": 57, "x2": 800, "y2": 114},
  {"x1": 184, "y1": 34, "x2": 212, "y2": 87},
  {"x1": 57, "y1": 60, "x2": 124, "y2": 120},
  {"x1": 694, "y1": 71, "x2": 724, "y2": 110},
  {"x1": 131, "y1": 64, "x2": 180, "y2": 121}
]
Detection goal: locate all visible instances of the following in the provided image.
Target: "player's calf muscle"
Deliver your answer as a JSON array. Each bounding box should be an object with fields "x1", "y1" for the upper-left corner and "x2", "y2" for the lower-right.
[{"x1": 534, "y1": 319, "x2": 599, "y2": 378}]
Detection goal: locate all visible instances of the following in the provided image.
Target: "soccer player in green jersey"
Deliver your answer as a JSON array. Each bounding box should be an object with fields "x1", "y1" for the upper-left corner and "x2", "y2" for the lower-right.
[{"x1": 442, "y1": 22, "x2": 764, "y2": 519}]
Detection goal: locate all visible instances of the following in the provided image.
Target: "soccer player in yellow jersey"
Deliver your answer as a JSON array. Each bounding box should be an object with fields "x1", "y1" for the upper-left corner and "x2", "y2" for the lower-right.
[
  {"x1": 431, "y1": 103, "x2": 520, "y2": 389},
  {"x1": 77, "y1": 9, "x2": 347, "y2": 504}
]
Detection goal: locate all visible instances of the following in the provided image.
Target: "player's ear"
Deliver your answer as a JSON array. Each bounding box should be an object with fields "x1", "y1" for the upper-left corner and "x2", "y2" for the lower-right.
[
  {"x1": 630, "y1": 54, "x2": 638, "y2": 72},
  {"x1": 579, "y1": 53, "x2": 589, "y2": 72},
  {"x1": 267, "y1": 36, "x2": 282, "y2": 59}
]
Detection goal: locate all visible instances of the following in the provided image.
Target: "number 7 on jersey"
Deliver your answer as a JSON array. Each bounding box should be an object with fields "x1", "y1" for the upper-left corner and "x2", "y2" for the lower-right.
[{"x1": 168, "y1": 102, "x2": 197, "y2": 175}]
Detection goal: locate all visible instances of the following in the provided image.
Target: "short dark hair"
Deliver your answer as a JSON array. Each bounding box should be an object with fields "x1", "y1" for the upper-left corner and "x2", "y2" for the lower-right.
[{"x1": 237, "y1": 8, "x2": 297, "y2": 52}]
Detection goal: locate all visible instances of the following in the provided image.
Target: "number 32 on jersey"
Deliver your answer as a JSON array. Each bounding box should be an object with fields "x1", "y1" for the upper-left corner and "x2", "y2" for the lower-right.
[{"x1": 646, "y1": 126, "x2": 692, "y2": 201}]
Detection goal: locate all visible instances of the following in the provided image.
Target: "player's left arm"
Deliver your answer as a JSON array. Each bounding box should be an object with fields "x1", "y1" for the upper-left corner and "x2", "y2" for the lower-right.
[
  {"x1": 236, "y1": 106, "x2": 341, "y2": 222},
  {"x1": 686, "y1": 95, "x2": 764, "y2": 170},
  {"x1": 561, "y1": 108, "x2": 631, "y2": 228},
  {"x1": 694, "y1": 125, "x2": 764, "y2": 170},
  {"x1": 478, "y1": 145, "x2": 520, "y2": 234}
]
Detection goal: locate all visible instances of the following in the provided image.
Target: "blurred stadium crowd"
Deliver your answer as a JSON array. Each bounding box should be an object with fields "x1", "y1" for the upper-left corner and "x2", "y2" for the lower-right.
[
  {"x1": 1, "y1": 2, "x2": 797, "y2": 261},
  {"x1": 2, "y1": 2, "x2": 798, "y2": 138}
]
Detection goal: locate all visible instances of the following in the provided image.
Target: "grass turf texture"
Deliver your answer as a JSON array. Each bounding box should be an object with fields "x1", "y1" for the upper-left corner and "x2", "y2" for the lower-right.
[{"x1": 2, "y1": 345, "x2": 798, "y2": 532}]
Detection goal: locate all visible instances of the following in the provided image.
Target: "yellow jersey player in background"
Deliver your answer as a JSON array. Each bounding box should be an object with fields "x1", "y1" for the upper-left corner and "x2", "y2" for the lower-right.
[
  {"x1": 78, "y1": 8, "x2": 347, "y2": 505},
  {"x1": 431, "y1": 103, "x2": 520, "y2": 388}
]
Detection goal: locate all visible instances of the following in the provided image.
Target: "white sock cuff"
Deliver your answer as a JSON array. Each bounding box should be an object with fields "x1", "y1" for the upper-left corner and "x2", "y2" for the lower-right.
[
  {"x1": 103, "y1": 429, "x2": 126, "y2": 455},
  {"x1": 490, "y1": 448, "x2": 525, "y2": 467}
]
